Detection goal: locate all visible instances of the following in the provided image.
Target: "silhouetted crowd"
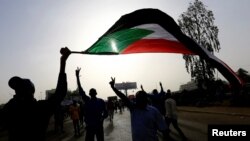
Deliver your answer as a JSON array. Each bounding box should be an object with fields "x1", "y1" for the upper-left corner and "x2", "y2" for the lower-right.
[{"x1": 0, "y1": 48, "x2": 187, "y2": 141}]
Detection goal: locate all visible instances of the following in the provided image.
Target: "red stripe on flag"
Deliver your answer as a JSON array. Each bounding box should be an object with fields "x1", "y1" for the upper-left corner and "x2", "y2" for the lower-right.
[{"x1": 121, "y1": 39, "x2": 195, "y2": 54}]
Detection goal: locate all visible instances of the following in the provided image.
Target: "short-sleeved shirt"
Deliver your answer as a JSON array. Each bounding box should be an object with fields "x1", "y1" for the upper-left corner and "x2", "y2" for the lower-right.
[
  {"x1": 165, "y1": 98, "x2": 177, "y2": 119},
  {"x1": 130, "y1": 105, "x2": 166, "y2": 141},
  {"x1": 69, "y1": 105, "x2": 80, "y2": 120},
  {"x1": 78, "y1": 88, "x2": 108, "y2": 128}
]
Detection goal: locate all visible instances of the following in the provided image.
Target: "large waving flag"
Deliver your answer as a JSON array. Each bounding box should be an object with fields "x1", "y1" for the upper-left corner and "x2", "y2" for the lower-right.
[
  {"x1": 76, "y1": 8, "x2": 243, "y2": 89},
  {"x1": 84, "y1": 23, "x2": 194, "y2": 55}
]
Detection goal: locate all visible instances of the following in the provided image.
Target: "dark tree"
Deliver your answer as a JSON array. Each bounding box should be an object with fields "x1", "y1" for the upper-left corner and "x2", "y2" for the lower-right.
[{"x1": 178, "y1": 0, "x2": 220, "y2": 84}]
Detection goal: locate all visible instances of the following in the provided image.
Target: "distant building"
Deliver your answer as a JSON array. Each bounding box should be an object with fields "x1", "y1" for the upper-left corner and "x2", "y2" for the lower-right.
[
  {"x1": 115, "y1": 82, "x2": 137, "y2": 96},
  {"x1": 45, "y1": 89, "x2": 82, "y2": 106},
  {"x1": 236, "y1": 68, "x2": 250, "y2": 83},
  {"x1": 107, "y1": 96, "x2": 118, "y2": 101},
  {"x1": 45, "y1": 89, "x2": 56, "y2": 100},
  {"x1": 179, "y1": 80, "x2": 198, "y2": 91}
]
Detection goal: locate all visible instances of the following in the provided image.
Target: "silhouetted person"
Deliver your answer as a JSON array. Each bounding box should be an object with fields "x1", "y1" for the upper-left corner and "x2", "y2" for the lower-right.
[
  {"x1": 117, "y1": 99, "x2": 123, "y2": 114},
  {"x1": 165, "y1": 89, "x2": 187, "y2": 141},
  {"x1": 75, "y1": 67, "x2": 108, "y2": 141},
  {"x1": 141, "y1": 82, "x2": 166, "y2": 116},
  {"x1": 0, "y1": 47, "x2": 71, "y2": 141},
  {"x1": 69, "y1": 100, "x2": 81, "y2": 136},
  {"x1": 110, "y1": 77, "x2": 168, "y2": 141},
  {"x1": 78, "y1": 101, "x2": 85, "y2": 128},
  {"x1": 54, "y1": 104, "x2": 65, "y2": 133},
  {"x1": 107, "y1": 99, "x2": 115, "y2": 122}
]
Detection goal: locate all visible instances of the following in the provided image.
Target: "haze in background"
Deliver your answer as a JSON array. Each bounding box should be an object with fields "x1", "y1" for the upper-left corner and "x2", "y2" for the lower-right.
[{"x1": 0, "y1": 0, "x2": 249, "y2": 104}]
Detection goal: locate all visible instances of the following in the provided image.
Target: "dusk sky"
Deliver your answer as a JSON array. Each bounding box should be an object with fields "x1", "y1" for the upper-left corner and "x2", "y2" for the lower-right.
[{"x1": 0, "y1": 0, "x2": 249, "y2": 104}]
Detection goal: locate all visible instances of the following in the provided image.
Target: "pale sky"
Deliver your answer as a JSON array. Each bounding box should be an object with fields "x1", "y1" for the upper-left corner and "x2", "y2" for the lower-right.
[{"x1": 0, "y1": 0, "x2": 249, "y2": 104}]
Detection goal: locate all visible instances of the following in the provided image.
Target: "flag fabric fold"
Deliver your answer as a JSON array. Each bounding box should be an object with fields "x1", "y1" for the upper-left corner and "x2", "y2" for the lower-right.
[
  {"x1": 82, "y1": 8, "x2": 243, "y2": 89},
  {"x1": 84, "y1": 23, "x2": 194, "y2": 55}
]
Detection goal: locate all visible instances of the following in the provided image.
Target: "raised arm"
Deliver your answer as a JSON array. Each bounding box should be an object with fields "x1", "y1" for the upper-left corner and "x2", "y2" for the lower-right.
[
  {"x1": 75, "y1": 67, "x2": 89, "y2": 101},
  {"x1": 109, "y1": 77, "x2": 132, "y2": 108},
  {"x1": 141, "y1": 85, "x2": 154, "y2": 100},
  {"x1": 141, "y1": 84, "x2": 152, "y2": 97},
  {"x1": 159, "y1": 82, "x2": 164, "y2": 93},
  {"x1": 59, "y1": 47, "x2": 70, "y2": 74},
  {"x1": 141, "y1": 84, "x2": 145, "y2": 92},
  {"x1": 49, "y1": 47, "x2": 71, "y2": 108}
]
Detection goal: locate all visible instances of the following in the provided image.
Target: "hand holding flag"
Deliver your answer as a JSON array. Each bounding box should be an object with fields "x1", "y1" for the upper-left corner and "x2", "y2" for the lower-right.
[{"x1": 60, "y1": 47, "x2": 71, "y2": 61}]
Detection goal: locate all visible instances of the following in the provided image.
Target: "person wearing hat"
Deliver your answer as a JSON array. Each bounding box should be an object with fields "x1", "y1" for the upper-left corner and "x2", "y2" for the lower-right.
[{"x1": 0, "y1": 47, "x2": 71, "y2": 141}]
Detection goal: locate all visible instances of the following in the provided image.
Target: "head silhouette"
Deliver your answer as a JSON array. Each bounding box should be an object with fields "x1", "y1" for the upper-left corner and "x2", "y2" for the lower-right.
[
  {"x1": 167, "y1": 89, "x2": 171, "y2": 94},
  {"x1": 8, "y1": 76, "x2": 35, "y2": 99},
  {"x1": 89, "y1": 88, "x2": 97, "y2": 98},
  {"x1": 135, "y1": 90, "x2": 148, "y2": 108},
  {"x1": 165, "y1": 89, "x2": 172, "y2": 99},
  {"x1": 152, "y1": 89, "x2": 158, "y2": 95}
]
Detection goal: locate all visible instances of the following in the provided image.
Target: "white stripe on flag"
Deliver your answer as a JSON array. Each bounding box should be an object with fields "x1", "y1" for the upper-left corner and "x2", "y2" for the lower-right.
[{"x1": 133, "y1": 24, "x2": 178, "y2": 41}]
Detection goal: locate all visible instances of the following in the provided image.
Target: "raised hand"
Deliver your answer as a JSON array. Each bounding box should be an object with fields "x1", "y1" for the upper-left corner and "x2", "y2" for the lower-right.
[
  {"x1": 159, "y1": 82, "x2": 164, "y2": 93},
  {"x1": 60, "y1": 47, "x2": 71, "y2": 61},
  {"x1": 59, "y1": 47, "x2": 71, "y2": 73},
  {"x1": 76, "y1": 67, "x2": 81, "y2": 77},
  {"x1": 140, "y1": 85, "x2": 144, "y2": 91},
  {"x1": 109, "y1": 77, "x2": 115, "y2": 87}
]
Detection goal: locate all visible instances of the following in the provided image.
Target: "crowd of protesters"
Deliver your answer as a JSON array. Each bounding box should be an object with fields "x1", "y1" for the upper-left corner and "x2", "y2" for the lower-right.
[{"x1": 0, "y1": 47, "x2": 187, "y2": 141}]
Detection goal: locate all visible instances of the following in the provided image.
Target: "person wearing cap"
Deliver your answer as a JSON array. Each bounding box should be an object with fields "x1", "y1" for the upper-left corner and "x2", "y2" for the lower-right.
[
  {"x1": 75, "y1": 67, "x2": 108, "y2": 141},
  {"x1": 0, "y1": 47, "x2": 71, "y2": 141}
]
